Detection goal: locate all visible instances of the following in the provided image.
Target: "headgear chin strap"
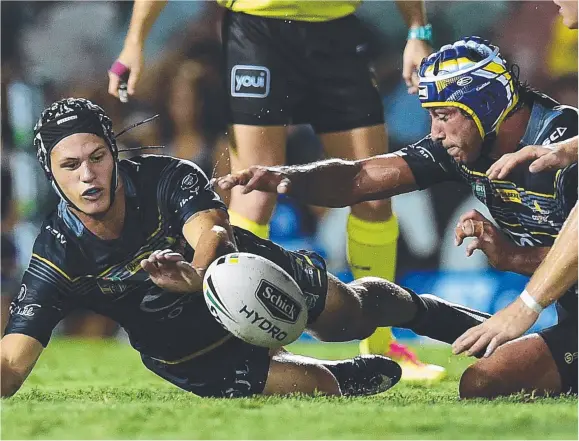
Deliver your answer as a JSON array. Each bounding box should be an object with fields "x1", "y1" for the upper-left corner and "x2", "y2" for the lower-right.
[
  {"x1": 418, "y1": 36, "x2": 519, "y2": 140},
  {"x1": 33, "y1": 98, "x2": 119, "y2": 212}
]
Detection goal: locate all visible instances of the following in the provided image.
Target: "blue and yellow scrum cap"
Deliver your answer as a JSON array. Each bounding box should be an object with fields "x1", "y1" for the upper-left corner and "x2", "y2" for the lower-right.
[{"x1": 418, "y1": 36, "x2": 519, "y2": 140}]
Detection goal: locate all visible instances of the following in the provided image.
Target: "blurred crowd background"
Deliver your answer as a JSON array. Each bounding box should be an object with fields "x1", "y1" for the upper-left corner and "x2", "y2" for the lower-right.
[{"x1": 1, "y1": 1, "x2": 577, "y2": 339}]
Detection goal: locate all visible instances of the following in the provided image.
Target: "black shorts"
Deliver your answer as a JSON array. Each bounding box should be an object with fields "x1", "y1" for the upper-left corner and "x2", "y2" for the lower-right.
[
  {"x1": 539, "y1": 317, "x2": 578, "y2": 394},
  {"x1": 142, "y1": 229, "x2": 329, "y2": 398},
  {"x1": 142, "y1": 337, "x2": 271, "y2": 398},
  {"x1": 223, "y1": 11, "x2": 384, "y2": 133}
]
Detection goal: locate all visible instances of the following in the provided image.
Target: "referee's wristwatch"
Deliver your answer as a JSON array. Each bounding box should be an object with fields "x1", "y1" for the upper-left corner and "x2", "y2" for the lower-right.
[{"x1": 407, "y1": 24, "x2": 433, "y2": 43}]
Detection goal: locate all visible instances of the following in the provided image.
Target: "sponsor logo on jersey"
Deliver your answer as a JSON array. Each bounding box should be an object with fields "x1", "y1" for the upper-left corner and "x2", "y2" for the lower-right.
[
  {"x1": 179, "y1": 193, "x2": 198, "y2": 207},
  {"x1": 496, "y1": 188, "x2": 522, "y2": 203},
  {"x1": 181, "y1": 173, "x2": 199, "y2": 191},
  {"x1": 231, "y1": 65, "x2": 270, "y2": 98},
  {"x1": 531, "y1": 200, "x2": 550, "y2": 215},
  {"x1": 255, "y1": 280, "x2": 301, "y2": 324},
  {"x1": 10, "y1": 303, "x2": 41, "y2": 317},
  {"x1": 531, "y1": 214, "x2": 550, "y2": 224},
  {"x1": 17, "y1": 284, "x2": 27, "y2": 302},
  {"x1": 472, "y1": 180, "x2": 487, "y2": 203},
  {"x1": 548, "y1": 127, "x2": 567, "y2": 144},
  {"x1": 413, "y1": 146, "x2": 436, "y2": 163},
  {"x1": 97, "y1": 280, "x2": 127, "y2": 296},
  {"x1": 564, "y1": 351, "x2": 578, "y2": 365},
  {"x1": 45, "y1": 225, "x2": 67, "y2": 244},
  {"x1": 125, "y1": 259, "x2": 143, "y2": 275},
  {"x1": 302, "y1": 291, "x2": 319, "y2": 310}
]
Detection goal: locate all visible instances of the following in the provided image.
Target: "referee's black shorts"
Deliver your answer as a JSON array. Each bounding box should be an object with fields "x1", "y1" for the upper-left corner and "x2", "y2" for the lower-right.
[{"x1": 223, "y1": 11, "x2": 384, "y2": 133}]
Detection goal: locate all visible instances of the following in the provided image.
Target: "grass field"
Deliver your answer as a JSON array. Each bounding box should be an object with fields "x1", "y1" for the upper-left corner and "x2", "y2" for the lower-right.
[{"x1": 2, "y1": 338, "x2": 577, "y2": 439}]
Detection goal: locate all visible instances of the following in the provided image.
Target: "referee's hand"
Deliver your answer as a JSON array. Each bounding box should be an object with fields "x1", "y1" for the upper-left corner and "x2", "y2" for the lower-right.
[
  {"x1": 108, "y1": 42, "x2": 144, "y2": 101},
  {"x1": 403, "y1": 39, "x2": 432, "y2": 94},
  {"x1": 216, "y1": 166, "x2": 292, "y2": 195}
]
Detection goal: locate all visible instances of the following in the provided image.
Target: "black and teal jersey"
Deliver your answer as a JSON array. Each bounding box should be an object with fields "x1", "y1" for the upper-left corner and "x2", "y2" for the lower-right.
[
  {"x1": 5, "y1": 155, "x2": 231, "y2": 361},
  {"x1": 395, "y1": 89, "x2": 578, "y2": 317}
]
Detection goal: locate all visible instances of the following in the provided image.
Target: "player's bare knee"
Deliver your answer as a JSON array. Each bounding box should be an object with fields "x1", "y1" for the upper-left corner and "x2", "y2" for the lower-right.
[{"x1": 459, "y1": 364, "x2": 500, "y2": 399}]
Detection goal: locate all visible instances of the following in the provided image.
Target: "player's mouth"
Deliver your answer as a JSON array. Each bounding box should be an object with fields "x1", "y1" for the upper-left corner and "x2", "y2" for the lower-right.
[
  {"x1": 82, "y1": 187, "x2": 104, "y2": 201},
  {"x1": 446, "y1": 147, "x2": 461, "y2": 159}
]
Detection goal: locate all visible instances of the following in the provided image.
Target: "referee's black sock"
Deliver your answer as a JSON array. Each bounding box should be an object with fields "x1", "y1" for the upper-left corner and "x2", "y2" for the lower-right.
[{"x1": 401, "y1": 291, "x2": 491, "y2": 355}]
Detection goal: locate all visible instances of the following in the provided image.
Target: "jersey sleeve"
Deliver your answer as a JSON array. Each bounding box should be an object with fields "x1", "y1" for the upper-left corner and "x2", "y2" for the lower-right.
[
  {"x1": 4, "y1": 253, "x2": 74, "y2": 347},
  {"x1": 159, "y1": 159, "x2": 227, "y2": 227},
  {"x1": 537, "y1": 105, "x2": 578, "y2": 147},
  {"x1": 393, "y1": 136, "x2": 460, "y2": 188}
]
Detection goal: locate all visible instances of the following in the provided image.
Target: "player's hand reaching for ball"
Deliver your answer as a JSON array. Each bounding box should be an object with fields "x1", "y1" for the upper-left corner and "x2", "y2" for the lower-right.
[
  {"x1": 141, "y1": 249, "x2": 202, "y2": 293},
  {"x1": 216, "y1": 166, "x2": 293, "y2": 195},
  {"x1": 454, "y1": 209, "x2": 517, "y2": 271}
]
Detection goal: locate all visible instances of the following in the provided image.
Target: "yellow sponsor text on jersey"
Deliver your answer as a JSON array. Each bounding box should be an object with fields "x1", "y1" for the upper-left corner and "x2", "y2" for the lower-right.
[
  {"x1": 216, "y1": 0, "x2": 362, "y2": 22},
  {"x1": 496, "y1": 188, "x2": 522, "y2": 203}
]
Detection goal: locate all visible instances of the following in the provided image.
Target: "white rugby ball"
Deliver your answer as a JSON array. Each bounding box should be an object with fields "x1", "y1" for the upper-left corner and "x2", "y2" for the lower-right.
[{"x1": 203, "y1": 253, "x2": 308, "y2": 348}]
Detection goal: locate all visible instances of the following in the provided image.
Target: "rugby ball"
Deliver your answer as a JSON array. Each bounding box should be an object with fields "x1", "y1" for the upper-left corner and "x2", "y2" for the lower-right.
[{"x1": 203, "y1": 253, "x2": 308, "y2": 348}]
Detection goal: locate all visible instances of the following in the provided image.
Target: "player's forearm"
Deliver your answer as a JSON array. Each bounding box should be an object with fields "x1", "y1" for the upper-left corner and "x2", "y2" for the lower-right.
[
  {"x1": 395, "y1": 0, "x2": 428, "y2": 28},
  {"x1": 124, "y1": 0, "x2": 168, "y2": 46},
  {"x1": 191, "y1": 225, "x2": 238, "y2": 275},
  {"x1": 279, "y1": 159, "x2": 364, "y2": 207},
  {"x1": 525, "y1": 204, "x2": 578, "y2": 307},
  {"x1": 282, "y1": 155, "x2": 416, "y2": 207},
  {"x1": 506, "y1": 246, "x2": 551, "y2": 276}
]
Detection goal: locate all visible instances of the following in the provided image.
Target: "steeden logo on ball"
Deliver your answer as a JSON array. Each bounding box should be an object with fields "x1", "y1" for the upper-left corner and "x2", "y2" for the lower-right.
[{"x1": 255, "y1": 280, "x2": 301, "y2": 324}]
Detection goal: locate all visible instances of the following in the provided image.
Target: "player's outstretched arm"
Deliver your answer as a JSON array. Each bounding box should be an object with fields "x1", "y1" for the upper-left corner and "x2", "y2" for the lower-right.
[
  {"x1": 486, "y1": 136, "x2": 578, "y2": 180},
  {"x1": 217, "y1": 154, "x2": 418, "y2": 208},
  {"x1": 108, "y1": 0, "x2": 168, "y2": 99},
  {"x1": 1, "y1": 334, "x2": 43, "y2": 398}
]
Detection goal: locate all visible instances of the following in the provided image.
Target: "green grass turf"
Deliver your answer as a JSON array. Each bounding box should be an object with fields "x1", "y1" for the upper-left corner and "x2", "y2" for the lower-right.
[{"x1": 2, "y1": 338, "x2": 577, "y2": 439}]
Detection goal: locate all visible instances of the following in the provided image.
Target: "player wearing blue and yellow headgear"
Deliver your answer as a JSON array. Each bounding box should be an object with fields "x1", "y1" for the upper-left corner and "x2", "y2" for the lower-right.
[{"x1": 418, "y1": 36, "x2": 519, "y2": 141}]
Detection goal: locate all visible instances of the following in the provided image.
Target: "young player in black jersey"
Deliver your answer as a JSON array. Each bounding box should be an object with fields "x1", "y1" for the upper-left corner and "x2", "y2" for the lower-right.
[
  {"x1": 0, "y1": 97, "x2": 417, "y2": 399},
  {"x1": 218, "y1": 36, "x2": 579, "y2": 398}
]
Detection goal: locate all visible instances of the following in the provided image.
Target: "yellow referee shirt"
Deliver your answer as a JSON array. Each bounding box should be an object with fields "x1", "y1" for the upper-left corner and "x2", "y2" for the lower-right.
[{"x1": 216, "y1": 0, "x2": 362, "y2": 22}]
